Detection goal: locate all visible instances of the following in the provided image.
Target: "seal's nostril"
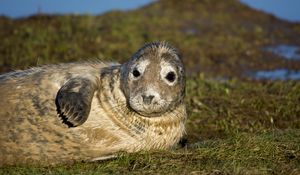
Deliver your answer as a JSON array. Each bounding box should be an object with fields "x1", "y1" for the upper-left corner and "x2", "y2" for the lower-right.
[{"x1": 142, "y1": 95, "x2": 154, "y2": 105}]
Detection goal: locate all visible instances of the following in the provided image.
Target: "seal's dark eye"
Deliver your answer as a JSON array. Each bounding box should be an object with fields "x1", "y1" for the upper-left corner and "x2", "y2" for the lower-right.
[
  {"x1": 132, "y1": 69, "x2": 141, "y2": 78},
  {"x1": 165, "y1": 71, "x2": 176, "y2": 83}
]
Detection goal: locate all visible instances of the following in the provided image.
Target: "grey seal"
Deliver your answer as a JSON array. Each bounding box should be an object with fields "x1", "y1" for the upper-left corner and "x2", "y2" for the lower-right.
[{"x1": 0, "y1": 42, "x2": 186, "y2": 166}]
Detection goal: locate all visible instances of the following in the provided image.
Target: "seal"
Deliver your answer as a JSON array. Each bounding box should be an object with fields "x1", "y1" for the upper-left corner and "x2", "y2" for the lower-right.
[{"x1": 0, "y1": 42, "x2": 186, "y2": 166}]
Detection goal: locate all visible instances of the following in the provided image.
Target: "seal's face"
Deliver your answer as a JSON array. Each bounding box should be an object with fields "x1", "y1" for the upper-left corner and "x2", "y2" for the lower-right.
[{"x1": 121, "y1": 42, "x2": 185, "y2": 117}]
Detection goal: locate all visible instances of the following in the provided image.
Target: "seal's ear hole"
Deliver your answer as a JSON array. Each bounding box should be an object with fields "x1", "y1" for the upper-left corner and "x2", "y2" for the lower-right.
[
  {"x1": 165, "y1": 71, "x2": 176, "y2": 83},
  {"x1": 132, "y1": 68, "x2": 141, "y2": 78}
]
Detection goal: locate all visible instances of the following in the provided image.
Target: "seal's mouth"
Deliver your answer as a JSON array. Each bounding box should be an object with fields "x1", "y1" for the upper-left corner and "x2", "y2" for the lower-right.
[
  {"x1": 127, "y1": 101, "x2": 167, "y2": 117},
  {"x1": 134, "y1": 109, "x2": 165, "y2": 118}
]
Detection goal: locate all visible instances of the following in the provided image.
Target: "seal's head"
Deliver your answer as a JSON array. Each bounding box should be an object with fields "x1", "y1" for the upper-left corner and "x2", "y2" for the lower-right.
[{"x1": 120, "y1": 42, "x2": 185, "y2": 117}]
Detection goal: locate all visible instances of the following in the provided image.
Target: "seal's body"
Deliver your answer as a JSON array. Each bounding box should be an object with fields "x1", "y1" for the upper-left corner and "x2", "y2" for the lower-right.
[{"x1": 0, "y1": 42, "x2": 186, "y2": 166}]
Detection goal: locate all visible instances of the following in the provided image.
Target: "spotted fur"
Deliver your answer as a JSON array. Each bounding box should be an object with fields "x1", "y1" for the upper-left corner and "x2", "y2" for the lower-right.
[{"x1": 0, "y1": 42, "x2": 186, "y2": 166}]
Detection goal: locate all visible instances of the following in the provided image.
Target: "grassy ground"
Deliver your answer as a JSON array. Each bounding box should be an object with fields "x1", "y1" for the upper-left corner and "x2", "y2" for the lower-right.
[
  {"x1": 1, "y1": 130, "x2": 300, "y2": 174},
  {"x1": 1, "y1": 0, "x2": 300, "y2": 174}
]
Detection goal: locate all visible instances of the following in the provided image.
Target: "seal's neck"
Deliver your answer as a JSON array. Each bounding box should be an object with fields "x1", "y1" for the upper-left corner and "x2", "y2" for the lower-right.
[{"x1": 98, "y1": 65, "x2": 129, "y2": 115}]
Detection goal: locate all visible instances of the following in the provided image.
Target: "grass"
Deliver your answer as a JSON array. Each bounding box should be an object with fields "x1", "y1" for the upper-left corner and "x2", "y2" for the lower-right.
[
  {"x1": 1, "y1": 131, "x2": 299, "y2": 174},
  {"x1": 186, "y1": 76, "x2": 300, "y2": 141},
  {"x1": 1, "y1": 0, "x2": 300, "y2": 174}
]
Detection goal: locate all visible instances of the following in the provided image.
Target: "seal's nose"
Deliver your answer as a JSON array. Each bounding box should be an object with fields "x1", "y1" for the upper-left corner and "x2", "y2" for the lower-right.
[{"x1": 142, "y1": 95, "x2": 154, "y2": 105}]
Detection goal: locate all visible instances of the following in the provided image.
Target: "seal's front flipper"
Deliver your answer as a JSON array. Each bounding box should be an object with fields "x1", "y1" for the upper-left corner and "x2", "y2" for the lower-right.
[{"x1": 55, "y1": 77, "x2": 96, "y2": 127}]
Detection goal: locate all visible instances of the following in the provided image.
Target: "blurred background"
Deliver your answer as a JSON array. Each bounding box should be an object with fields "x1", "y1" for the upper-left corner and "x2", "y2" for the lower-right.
[
  {"x1": 1, "y1": 0, "x2": 300, "y2": 22},
  {"x1": 0, "y1": 0, "x2": 300, "y2": 80}
]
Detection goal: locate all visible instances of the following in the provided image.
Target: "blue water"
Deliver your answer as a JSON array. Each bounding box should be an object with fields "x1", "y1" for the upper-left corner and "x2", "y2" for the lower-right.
[
  {"x1": 264, "y1": 45, "x2": 300, "y2": 60},
  {"x1": 249, "y1": 69, "x2": 300, "y2": 80},
  {"x1": 0, "y1": 0, "x2": 300, "y2": 22},
  {"x1": 249, "y1": 44, "x2": 300, "y2": 80},
  {"x1": 0, "y1": 0, "x2": 154, "y2": 18}
]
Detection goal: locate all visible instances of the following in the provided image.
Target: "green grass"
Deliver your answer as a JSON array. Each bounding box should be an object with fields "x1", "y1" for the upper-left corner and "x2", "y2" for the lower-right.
[
  {"x1": 1, "y1": 0, "x2": 300, "y2": 174},
  {"x1": 1, "y1": 131, "x2": 299, "y2": 174},
  {"x1": 186, "y1": 76, "x2": 300, "y2": 141}
]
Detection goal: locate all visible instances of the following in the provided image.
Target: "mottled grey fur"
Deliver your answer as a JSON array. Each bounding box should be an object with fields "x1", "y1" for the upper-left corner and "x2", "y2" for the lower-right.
[{"x1": 0, "y1": 42, "x2": 186, "y2": 166}]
